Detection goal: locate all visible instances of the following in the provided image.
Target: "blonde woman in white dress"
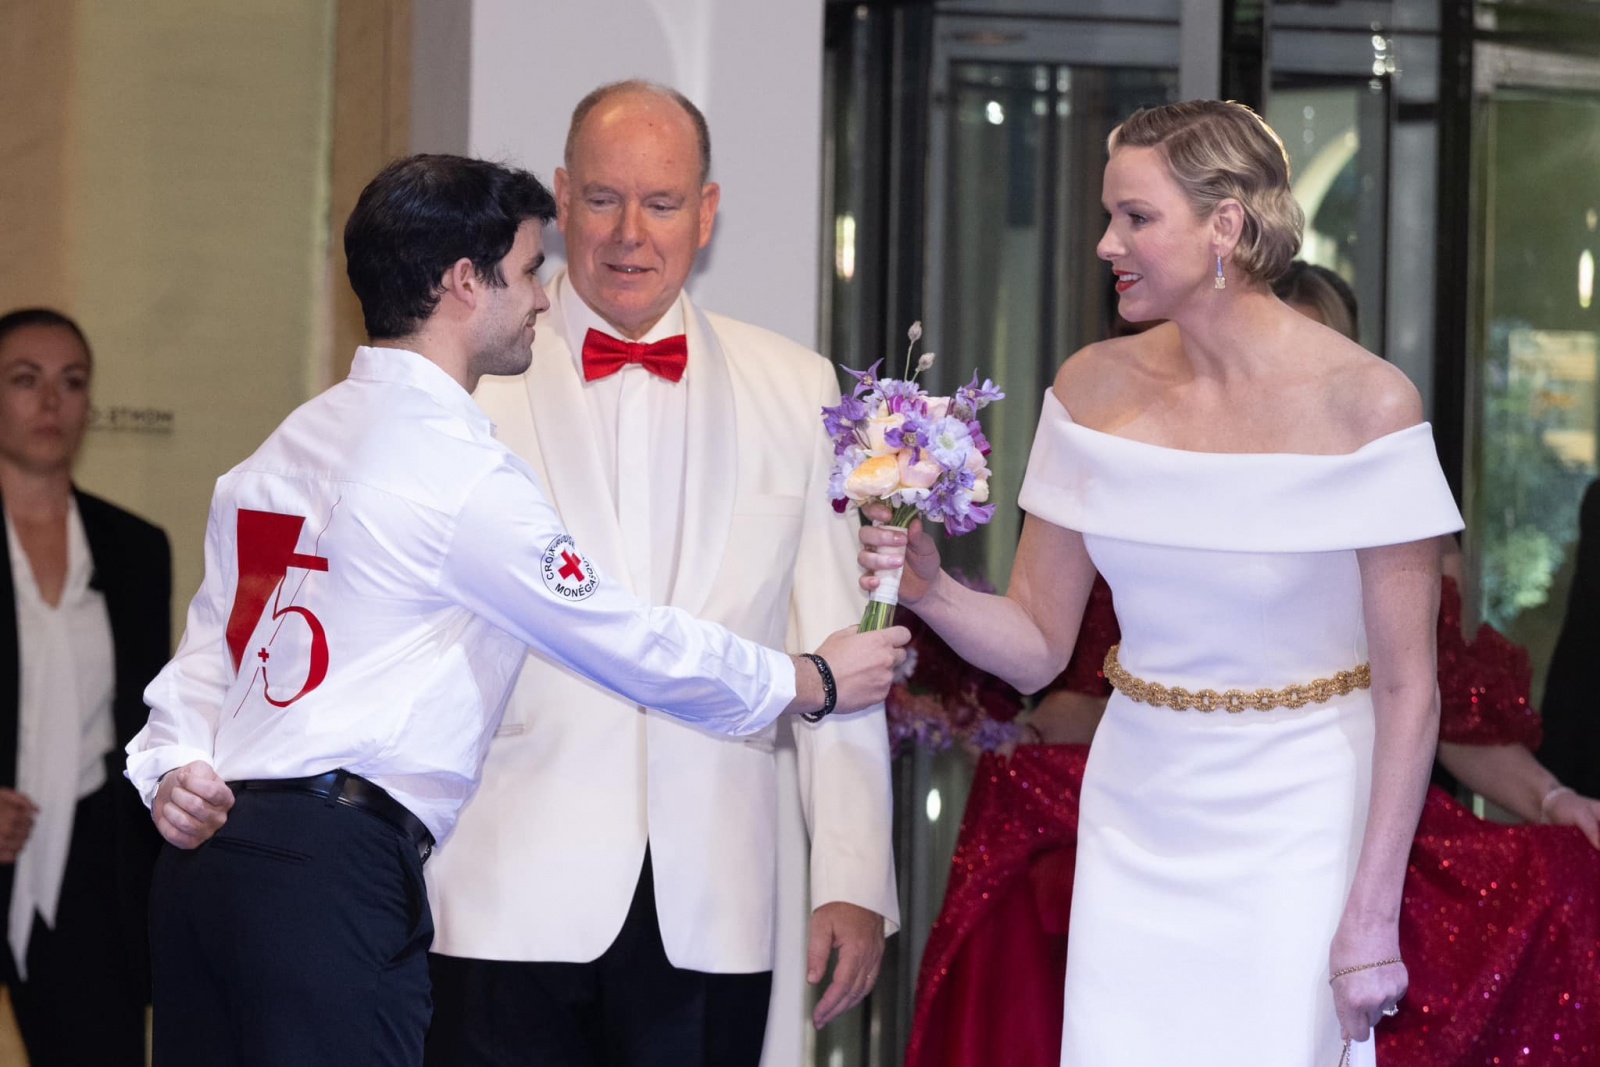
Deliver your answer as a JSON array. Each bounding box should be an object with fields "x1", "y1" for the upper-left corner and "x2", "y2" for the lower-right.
[{"x1": 861, "y1": 100, "x2": 1461, "y2": 1066}]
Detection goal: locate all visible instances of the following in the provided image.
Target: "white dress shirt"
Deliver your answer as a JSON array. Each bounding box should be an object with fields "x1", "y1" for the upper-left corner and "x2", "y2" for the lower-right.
[
  {"x1": 563, "y1": 287, "x2": 688, "y2": 603},
  {"x1": 126, "y1": 347, "x2": 796, "y2": 842},
  {"x1": 7, "y1": 500, "x2": 115, "y2": 973}
]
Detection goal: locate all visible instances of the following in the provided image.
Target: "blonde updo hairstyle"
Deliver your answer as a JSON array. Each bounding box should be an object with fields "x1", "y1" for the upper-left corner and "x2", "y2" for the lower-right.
[{"x1": 1108, "y1": 100, "x2": 1304, "y2": 284}]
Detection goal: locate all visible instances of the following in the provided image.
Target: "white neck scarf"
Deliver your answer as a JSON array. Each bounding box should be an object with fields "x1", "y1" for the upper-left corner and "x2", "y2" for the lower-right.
[{"x1": 6, "y1": 499, "x2": 115, "y2": 975}]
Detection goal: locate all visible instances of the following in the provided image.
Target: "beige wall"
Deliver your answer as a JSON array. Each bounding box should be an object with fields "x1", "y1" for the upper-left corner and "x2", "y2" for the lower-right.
[
  {"x1": 329, "y1": 0, "x2": 412, "y2": 382},
  {"x1": 0, "y1": 2, "x2": 412, "y2": 1057},
  {"x1": 0, "y1": 2, "x2": 76, "y2": 311},
  {"x1": 64, "y1": 0, "x2": 338, "y2": 630},
  {"x1": 1, "y1": 0, "x2": 339, "y2": 633},
  {"x1": 0, "y1": 0, "x2": 412, "y2": 641}
]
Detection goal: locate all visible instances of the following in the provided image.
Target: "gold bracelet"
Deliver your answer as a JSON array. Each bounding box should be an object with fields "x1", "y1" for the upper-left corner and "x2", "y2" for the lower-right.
[{"x1": 1328, "y1": 957, "x2": 1403, "y2": 984}]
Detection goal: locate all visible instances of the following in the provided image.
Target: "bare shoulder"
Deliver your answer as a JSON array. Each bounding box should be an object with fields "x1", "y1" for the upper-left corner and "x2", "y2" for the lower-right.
[
  {"x1": 1052, "y1": 323, "x2": 1179, "y2": 420},
  {"x1": 1336, "y1": 351, "x2": 1424, "y2": 444},
  {"x1": 1281, "y1": 312, "x2": 1423, "y2": 446}
]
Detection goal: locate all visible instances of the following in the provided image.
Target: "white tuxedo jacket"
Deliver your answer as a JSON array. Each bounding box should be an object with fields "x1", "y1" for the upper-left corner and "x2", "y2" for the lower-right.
[{"x1": 426, "y1": 275, "x2": 899, "y2": 972}]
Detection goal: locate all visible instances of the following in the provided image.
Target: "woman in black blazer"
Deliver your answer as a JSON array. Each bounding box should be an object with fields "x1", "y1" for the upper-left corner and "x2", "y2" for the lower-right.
[{"x1": 0, "y1": 308, "x2": 169, "y2": 1065}]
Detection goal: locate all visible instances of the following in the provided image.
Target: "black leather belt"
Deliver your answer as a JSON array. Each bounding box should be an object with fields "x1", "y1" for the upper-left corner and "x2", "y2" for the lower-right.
[{"x1": 228, "y1": 770, "x2": 434, "y2": 862}]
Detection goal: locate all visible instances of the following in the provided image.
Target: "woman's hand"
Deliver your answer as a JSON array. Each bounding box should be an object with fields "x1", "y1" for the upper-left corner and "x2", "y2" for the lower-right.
[
  {"x1": 1329, "y1": 922, "x2": 1407, "y2": 1043},
  {"x1": 857, "y1": 503, "x2": 942, "y2": 608},
  {"x1": 1543, "y1": 787, "x2": 1600, "y2": 849},
  {"x1": 0, "y1": 789, "x2": 37, "y2": 863}
]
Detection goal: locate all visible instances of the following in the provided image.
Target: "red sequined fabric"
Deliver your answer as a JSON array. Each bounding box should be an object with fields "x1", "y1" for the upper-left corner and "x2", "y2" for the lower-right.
[
  {"x1": 1049, "y1": 576, "x2": 1116, "y2": 698},
  {"x1": 905, "y1": 747, "x2": 1087, "y2": 1067},
  {"x1": 906, "y1": 575, "x2": 1600, "y2": 1067},
  {"x1": 1387, "y1": 787, "x2": 1600, "y2": 1064},
  {"x1": 1436, "y1": 577, "x2": 1545, "y2": 748}
]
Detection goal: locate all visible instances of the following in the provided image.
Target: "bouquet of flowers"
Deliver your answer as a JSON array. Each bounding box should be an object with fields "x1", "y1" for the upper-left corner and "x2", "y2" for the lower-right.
[{"x1": 822, "y1": 323, "x2": 1004, "y2": 631}]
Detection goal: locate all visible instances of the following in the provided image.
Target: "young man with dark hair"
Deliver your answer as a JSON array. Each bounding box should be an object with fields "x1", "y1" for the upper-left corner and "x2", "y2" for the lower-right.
[{"x1": 127, "y1": 153, "x2": 906, "y2": 1067}]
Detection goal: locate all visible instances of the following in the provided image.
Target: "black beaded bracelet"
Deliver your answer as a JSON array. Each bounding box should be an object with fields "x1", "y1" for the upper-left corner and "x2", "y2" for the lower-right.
[{"x1": 799, "y1": 653, "x2": 837, "y2": 723}]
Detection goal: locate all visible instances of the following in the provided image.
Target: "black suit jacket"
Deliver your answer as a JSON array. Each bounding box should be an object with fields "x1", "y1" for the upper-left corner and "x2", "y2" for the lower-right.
[
  {"x1": 1540, "y1": 480, "x2": 1600, "y2": 797},
  {"x1": 0, "y1": 489, "x2": 170, "y2": 998}
]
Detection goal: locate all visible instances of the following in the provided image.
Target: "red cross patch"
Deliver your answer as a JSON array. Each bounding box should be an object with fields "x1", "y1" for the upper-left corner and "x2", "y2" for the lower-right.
[{"x1": 540, "y1": 534, "x2": 599, "y2": 602}]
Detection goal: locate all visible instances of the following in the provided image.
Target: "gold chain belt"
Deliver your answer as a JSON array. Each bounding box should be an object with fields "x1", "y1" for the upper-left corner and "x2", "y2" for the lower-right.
[{"x1": 1102, "y1": 644, "x2": 1371, "y2": 713}]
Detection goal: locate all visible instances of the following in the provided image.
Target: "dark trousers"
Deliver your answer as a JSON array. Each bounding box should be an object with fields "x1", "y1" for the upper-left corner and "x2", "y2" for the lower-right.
[
  {"x1": 0, "y1": 784, "x2": 144, "y2": 1067},
  {"x1": 149, "y1": 787, "x2": 433, "y2": 1067},
  {"x1": 425, "y1": 851, "x2": 773, "y2": 1067}
]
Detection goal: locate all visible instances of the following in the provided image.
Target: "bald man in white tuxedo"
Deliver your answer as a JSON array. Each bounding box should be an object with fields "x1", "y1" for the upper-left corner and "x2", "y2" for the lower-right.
[{"x1": 423, "y1": 81, "x2": 898, "y2": 1067}]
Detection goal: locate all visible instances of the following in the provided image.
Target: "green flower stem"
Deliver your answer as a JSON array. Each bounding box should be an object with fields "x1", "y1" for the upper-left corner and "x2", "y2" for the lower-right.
[{"x1": 859, "y1": 503, "x2": 922, "y2": 632}]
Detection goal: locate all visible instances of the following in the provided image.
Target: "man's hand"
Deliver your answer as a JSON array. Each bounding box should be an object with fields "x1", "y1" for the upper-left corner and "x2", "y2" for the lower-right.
[
  {"x1": 804, "y1": 625, "x2": 911, "y2": 715},
  {"x1": 0, "y1": 789, "x2": 38, "y2": 863},
  {"x1": 807, "y1": 901, "x2": 885, "y2": 1028},
  {"x1": 152, "y1": 761, "x2": 235, "y2": 849}
]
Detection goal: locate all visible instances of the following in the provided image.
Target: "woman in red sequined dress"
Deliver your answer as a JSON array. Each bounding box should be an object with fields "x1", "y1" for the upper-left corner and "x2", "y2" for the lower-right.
[{"x1": 905, "y1": 565, "x2": 1600, "y2": 1067}]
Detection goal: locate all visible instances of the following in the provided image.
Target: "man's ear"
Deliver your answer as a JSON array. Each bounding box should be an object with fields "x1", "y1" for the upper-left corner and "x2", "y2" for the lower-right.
[
  {"x1": 553, "y1": 168, "x2": 570, "y2": 233},
  {"x1": 437, "y1": 257, "x2": 482, "y2": 312},
  {"x1": 698, "y1": 182, "x2": 721, "y2": 250}
]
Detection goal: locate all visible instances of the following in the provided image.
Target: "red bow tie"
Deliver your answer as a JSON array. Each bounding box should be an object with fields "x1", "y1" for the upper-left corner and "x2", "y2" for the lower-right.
[{"x1": 580, "y1": 329, "x2": 688, "y2": 383}]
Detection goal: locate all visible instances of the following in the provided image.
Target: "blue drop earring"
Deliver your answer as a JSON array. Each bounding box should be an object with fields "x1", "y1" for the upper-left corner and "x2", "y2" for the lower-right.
[{"x1": 1214, "y1": 255, "x2": 1226, "y2": 290}]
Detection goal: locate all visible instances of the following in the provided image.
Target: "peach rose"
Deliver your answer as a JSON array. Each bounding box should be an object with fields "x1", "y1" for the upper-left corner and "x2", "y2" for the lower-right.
[
  {"x1": 863, "y1": 412, "x2": 906, "y2": 453},
  {"x1": 844, "y1": 453, "x2": 902, "y2": 501},
  {"x1": 898, "y1": 450, "x2": 943, "y2": 489}
]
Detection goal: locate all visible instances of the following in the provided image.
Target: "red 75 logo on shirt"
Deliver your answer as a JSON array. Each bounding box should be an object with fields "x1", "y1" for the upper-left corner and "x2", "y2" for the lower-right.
[{"x1": 224, "y1": 509, "x2": 331, "y2": 707}]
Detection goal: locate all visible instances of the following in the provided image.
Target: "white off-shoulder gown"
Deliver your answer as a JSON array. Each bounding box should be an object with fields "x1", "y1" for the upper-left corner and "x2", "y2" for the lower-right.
[{"x1": 1017, "y1": 394, "x2": 1464, "y2": 1067}]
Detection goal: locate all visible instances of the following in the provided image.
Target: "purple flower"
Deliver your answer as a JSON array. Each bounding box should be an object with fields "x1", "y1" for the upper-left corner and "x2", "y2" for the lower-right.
[
  {"x1": 884, "y1": 392, "x2": 926, "y2": 416},
  {"x1": 927, "y1": 416, "x2": 974, "y2": 470},
  {"x1": 842, "y1": 360, "x2": 883, "y2": 399},
  {"x1": 884, "y1": 414, "x2": 930, "y2": 453},
  {"x1": 821, "y1": 394, "x2": 870, "y2": 453},
  {"x1": 944, "y1": 503, "x2": 995, "y2": 537},
  {"x1": 953, "y1": 372, "x2": 1005, "y2": 418},
  {"x1": 912, "y1": 466, "x2": 997, "y2": 536},
  {"x1": 830, "y1": 394, "x2": 869, "y2": 423},
  {"x1": 826, "y1": 446, "x2": 868, "y2": 504},
  {"x1": 917, "y1": 479, "x2": 958, "y2": 527},
  {"x1": 969, "y1": 717, "x2": 1026, "y2": 753},
  {"x1": 877, "y1": 378, "x2": 925, "y2": 403}
]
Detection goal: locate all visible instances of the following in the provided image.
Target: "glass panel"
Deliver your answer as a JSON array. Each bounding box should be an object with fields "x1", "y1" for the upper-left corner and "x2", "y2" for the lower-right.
[
  {"x1": 937, "y1": 62, "x2": 1178, "y2": 591},
  {"x1": 1267, "y1": 3, "x2": 1441, "y2": 414},
  {"x1": 936, "y1": 61, "x2": 1051, "y2": 593},
  {"x1": 1468, "y1": 90, "x2": 1600, "y2": 692},
  {"x1": 1266, "y1": 79, "x2": 1390, "y2": 354}
]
